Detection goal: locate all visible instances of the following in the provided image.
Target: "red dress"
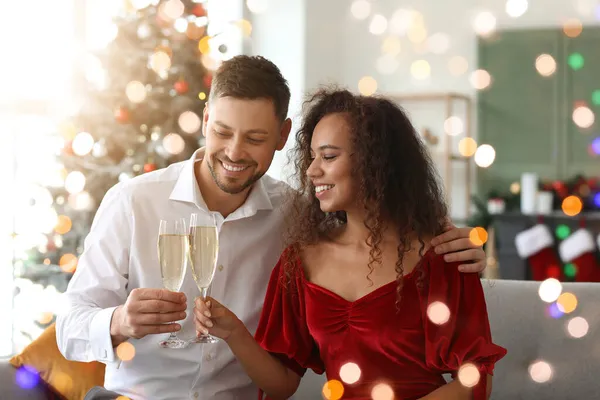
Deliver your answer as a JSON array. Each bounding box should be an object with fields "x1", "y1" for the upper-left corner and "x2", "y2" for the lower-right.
[{"x1": 254, "y1": 248, "x2": 507, "y2": 400}]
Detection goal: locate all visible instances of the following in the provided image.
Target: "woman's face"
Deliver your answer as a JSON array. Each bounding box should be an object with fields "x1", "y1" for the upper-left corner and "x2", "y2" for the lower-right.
[{"x1": 306, "y1": 113, "x2": 358, "y2": 213}]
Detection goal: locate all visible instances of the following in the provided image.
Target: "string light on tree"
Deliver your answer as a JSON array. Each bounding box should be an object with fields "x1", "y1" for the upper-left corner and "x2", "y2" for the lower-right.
[{"x1": 71, "y1": 132, "x2": 95, "y2": 156}]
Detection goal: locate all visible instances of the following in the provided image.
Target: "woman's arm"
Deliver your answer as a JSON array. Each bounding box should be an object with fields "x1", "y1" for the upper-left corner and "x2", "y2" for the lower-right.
[
  {"x1": 194, "y1": 297, "x2": 301, "y2": 399},
  {"x1": 227, "y1": 326, "x2": 301, "y2": 400},
  {"x1": 418, "y1": 375, "x2": 493, "y2": 400}
]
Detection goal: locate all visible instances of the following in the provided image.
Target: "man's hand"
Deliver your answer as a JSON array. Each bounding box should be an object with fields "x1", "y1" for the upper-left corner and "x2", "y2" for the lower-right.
[
  {"x1": 110, "y1": 288, "x2": 187, "y2": 345},
  {"x1": 431, "y1": 223, "x2": 487, "y2": 273},
  {"x1": 194, "y1": 296, "x2": 244, "y2": 343}
]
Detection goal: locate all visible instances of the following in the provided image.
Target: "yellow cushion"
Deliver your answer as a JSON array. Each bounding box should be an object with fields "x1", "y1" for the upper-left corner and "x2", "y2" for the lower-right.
[{"x1": 9, "y1": 323, "x2": 105, "y2": 400}]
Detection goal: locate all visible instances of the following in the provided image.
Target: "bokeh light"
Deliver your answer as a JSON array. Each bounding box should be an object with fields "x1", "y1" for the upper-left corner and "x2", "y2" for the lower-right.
[
  {"x1": 15, "y1": 365, "x2": 40, "y2": 389},
  {"x1": 59, "y1": 253, "x2": 78, "y2": 273},
  {"x1": 246, "y1": 0, "x2": 268, "y2": 14},
  {"x1": 408, "y1": 25, "x2": 428, "y2": 44},
  {"x1": 126, "y1": 81, "x2": 147, "y2": 103},
  {"x1": 510, "y1": 182, "x2": 521, "y2": 194},
  {"x1": 340, "y1": 362, "x2": 361, "y2": 384},
  {"x1": 198, "y1": 36, "x2": 211, "y2": 54},
  {"x1": 594, "y1": 192, "x2": 600, "y2": 207},
  {"x1": 150, "y1": 51, "x2": 171, "y2": 74},
  {"x1": 350, "y1": 0, "x2": 371, "y2": 20},
  {"x1": 535, "y1": 54, "x2": 557, "y2": 77},
  {"x1": 473, "y1": 12, "x2": 497, "y2": 37},
  {"x1": 371, "y1": 383, "x2": 394, "y2": 400},
  {"x1": 448, "y1": 56, "x2": 469, "y2": 76},
  {"x1": 568, "y1": 52, "x2": 585, "y2": 70},
  {"x1": 322, "y1": 379, "x2": 344, "y2": 400},
  {"x1": 162, "y1": 133, "x2": 185, "y2": 155},
  {"x1": 427, "y1": 33, "x2": 450, "y2": 54},
  {"x1": 506, "y1": 0, "x2": 528, "y2": 18},
  {"x1": 564, "y1": 263, "x2": 577, "y2": 278},
  {"x1": 474, "y1": 144, "x2": 496, "y2": 168},
  {"x1": 411, "y1": 60, "x2": 431, "y2": 80},
  {"x1": 572, "y1": 106, "x2": 595, "y2": 128},
  {"x1": 65, "y1": 171, "x2": 86, "y2": 194},
  {"x1": 116, "y1": 342, "x2": 136, "y2": 361},
  {"x1": 72, "y1": 132, "x2": 95, "y2": 156},
  {"x1": 563, "y1": 18, "x2": 583, "y2": 38},
  {"x1": 469, "y1": 227, "x2": 488, "y2": 246},
  {"x1": 528, "y1": 360, "x2": 553, "y2": 383},
  {"x1": 556, "y1": 292, "x2": 577, "y2": 314},
  {"x1": 567, "y1": 316, "x2": 589, "y2": 338},
  {"x1": 178, "y1": 111, "x2": 201, "y2": 134},
  {"x1": 161, "y1": 0, "x2": 184, "y2": 20},
  {"x1": 381, "y1": 36, "x2": 401, "y2": 56},
  {"x1": 358, "y1": 76, "x2": 378, "y2": 96},
  {"x1": 538, "y1": 278, "x2": 562, "y2": 303},
  {"x1": 369, "y1": 15, "x2": 388, "y2": 35},
  {"x1": 555, "y1": 224, "x2": 571, "y2": 240},
  {"x1": 561, "y1": 195, "x2": 583, "y2": 216},
  {"x1": 547, "y1": 265, "x2": 562, "y2": 280},
  {"x1": 458, "y1": 137, "x2": 478, "y2": 157},
  {"x1": 470, "y1": 69, "x2": 492, "y2": 90},
  {"x1": 55, "y1": 215, "x2": 72, "y2": 235},
  {"x1": 592, "y1": 90, "x2": 600, "y2": 106},
  {"x1": 427, "y1": 301, "x2": 450, "y2": 325},
  {"x1": 444, "y1": 116, "x2": 464, "y2": 136},
  {"x1": 457, "y1": 363, "x2": 480, "y2": 388},
  {"x1": 547, "y1": 302, "x2": 564, "y2": 319}
]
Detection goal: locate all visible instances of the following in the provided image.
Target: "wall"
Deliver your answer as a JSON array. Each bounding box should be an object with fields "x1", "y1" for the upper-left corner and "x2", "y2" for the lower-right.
[{"x1": 249, "y1": 0, "x2": 600, "y2": 219}]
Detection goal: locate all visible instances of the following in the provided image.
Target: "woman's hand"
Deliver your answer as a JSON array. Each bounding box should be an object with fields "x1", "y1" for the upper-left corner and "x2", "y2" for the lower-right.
[{"x1": 194, "y1": 296, "x2": 245, "y2": 342}]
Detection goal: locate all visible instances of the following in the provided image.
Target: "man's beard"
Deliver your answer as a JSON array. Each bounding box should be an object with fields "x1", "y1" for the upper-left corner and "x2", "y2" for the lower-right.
[{"x1": 207, "y1": 155, "x2": 263, "y2": 194}]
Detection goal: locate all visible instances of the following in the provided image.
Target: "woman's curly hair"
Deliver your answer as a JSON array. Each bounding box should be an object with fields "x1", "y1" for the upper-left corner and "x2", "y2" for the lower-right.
[{"x1": 283, "y1": 87, "x2": 448, "y2": 302}]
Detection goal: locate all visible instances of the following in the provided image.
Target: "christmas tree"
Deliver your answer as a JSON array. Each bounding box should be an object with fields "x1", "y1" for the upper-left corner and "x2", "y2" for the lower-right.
[{"x1": 15, "y1": 0, "x2": 215, "y2": 342}]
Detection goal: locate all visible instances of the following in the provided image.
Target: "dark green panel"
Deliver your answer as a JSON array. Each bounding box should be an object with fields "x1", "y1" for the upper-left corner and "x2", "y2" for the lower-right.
[
  {"x1": 477, "y1": 29, "x2": 563, "y2": 195},
  {"x1": 563, "y1": 28, "x2": 600, "y2": 178}
]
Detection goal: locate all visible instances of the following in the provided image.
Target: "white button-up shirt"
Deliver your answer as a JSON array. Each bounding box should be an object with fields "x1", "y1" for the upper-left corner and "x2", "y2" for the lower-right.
[{"x1": 56, "y1": 149, "x2": 289, "y2": 399}]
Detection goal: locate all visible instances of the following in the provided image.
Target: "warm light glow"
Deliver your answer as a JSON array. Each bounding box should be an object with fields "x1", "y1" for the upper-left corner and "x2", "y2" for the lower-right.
[
  {"x1": 246, "y1": 0, "x2": 269, "y2": 14},
  {"x1": 126, "y1": 81, "x2": 147, "y2": 103},
  {"x1": 473, "y1": 12, "x2": 497, "y2": 37},
  {"x1": 510, "y1": 182, "x2": 521, "y2": 194},
  {"x1": 529, "y1": 361, "x2": 553, "y2": 383},
  {"x1": 358, "y1": 76, "x2": 378, "y2": 96},
  {"x1": 444, "y1": 116, "x2": 464, "y2": 136},
  {"x1": 116, "y1": 342, "x2": 136, "y2": 361},
  {"x1": 59, "y1": 254, "x2": 78, "y2": 273},
  {"x1": 72, "y1": 132, "x2": 95, "y2": 156},
  {"x1": 563, "y1": 18, "x2": 583, "y2": 38},
  {"x1": 458, "y1": 138, "x2": 478, "y2": 157},
  {"x1": 474, "y1": 144, "x2": 496, "y2": 168},
  {"x1": 556, "y1": 292, "x2": 578, "y2": 313},
  {"x1": 567, "y1": 317, "x2": 589, "y2": 338},
  {"x1": 162, "y1": 0, "x2": 185, "y2": 20},
  {"x1": 538, "y1": 278, "x2": 562, "y2": 303},
  {"x1": 55, "y1": 215, "x2": 72, "y2": 235},
  {"x1": 322, "y1": 379, "x2": 344, "y2": 400},
  {"x1": 163, "y1": 133, "x2": 185, "y2": 155},
  {"x1": 411, "y1": 60, "x2": 431, "y2": 80},
  {"x1": 561, "y1": 195, "x2": 583, "y2": 216},
  {"x1": 369, "y1": 14, "x2": 388, "y2": 35},
  {"x1": 65, "y1": 171, "x2": 86, "y2": 194},
  {"x1": 448, "y1": 56, "x2": 469, "y2": 76},
  {"x1": 458, "y1": 363, "x2": 481, "y2": 388},
  {"x1": 381, "y1": 36, "x2": 401, "y2": 56},
  {"x1": 470, "y1": 69, "x2": 492, "y2": 90},
  {"x1": 535, "y1": 54, "x2": 557, "y2": 77},
  {"x1": 340, "y1": 362, "x2": 362, "y2": 384},
  {"x1": 469, "y1": 227, "x2": 488, "y2": 246},
  {"x1": 506, "y1": 0, "x2": 528, "y2": 18},
  {"x1": 371, "y1": 383, "x2": 394, "y2": 400},
  {"x1": 427, "y1": 301, "x2": 450, "y2": 325},
  {"x1": 236, "y1": 19, "x2": 253, "y2": 37},
  {"x1": 351, "y1": 0, "x2": 371, "y2": 20},
  {"x1": 178, "y1": 111, "x2": 202, "y2": 134},
  {"x1": 573, "y1": 106, "x2": 595, "y2": 128},
  {"x1": 150, "y1": 51, "x2": 172, "y2": 74},
  {"x1": 427, "y1": 33, "x2": 450, "y2": 54},
  {"x1": 198, "y1": 92, "x2": 207, "y2": 100}
]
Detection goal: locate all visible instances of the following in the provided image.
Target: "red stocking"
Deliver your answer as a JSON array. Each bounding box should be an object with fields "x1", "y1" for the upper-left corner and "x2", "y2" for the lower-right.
[
  {"x1": 515, "y1": 224, "x2": 562, "y2": 281},
  {"x1": 559, "y1": 229, "x2": 600, "y2": 282}
]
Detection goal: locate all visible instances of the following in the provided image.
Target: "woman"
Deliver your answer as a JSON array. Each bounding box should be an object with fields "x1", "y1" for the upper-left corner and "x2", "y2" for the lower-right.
[{"x1": 194, "y1": 89, "x2": 506, "y2": 399}]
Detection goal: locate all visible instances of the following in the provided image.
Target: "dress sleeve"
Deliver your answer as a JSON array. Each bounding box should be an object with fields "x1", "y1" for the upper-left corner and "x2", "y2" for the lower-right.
[
  {"x1": 421, "y1": 252, "x2": 507, "y2": 399},
  {"x1": 254, "y1": 248, "x2": 325, "y2": 378}
]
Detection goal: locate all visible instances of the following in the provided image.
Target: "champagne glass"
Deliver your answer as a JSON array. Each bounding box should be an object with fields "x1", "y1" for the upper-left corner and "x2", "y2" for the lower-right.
[
  {"x1": 157, "y1": 218, "x2": 189, "y2": 349},
  {"x1": 188, "y1": 213, "x2": 220, "y2": 344}
]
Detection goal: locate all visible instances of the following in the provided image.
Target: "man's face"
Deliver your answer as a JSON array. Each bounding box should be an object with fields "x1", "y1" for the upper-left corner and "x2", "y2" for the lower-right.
[{"x1": 202, "y1": 96, "x2": 291, "y2": 194}]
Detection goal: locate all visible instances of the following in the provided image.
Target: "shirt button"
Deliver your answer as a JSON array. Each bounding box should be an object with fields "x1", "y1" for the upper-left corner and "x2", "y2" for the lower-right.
[
  {"x1": 193, "y1": 392, "x2": 199, "y2": 398},
  {"x1": 205, "y1": 353, "x2": 213, "y2": 361},
  {"x1": 218, "y1": 265, "x2": 224, "y2": 271}
]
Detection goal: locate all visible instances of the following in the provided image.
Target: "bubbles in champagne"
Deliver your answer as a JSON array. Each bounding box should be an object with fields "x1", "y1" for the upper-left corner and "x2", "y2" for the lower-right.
[
  {"x1": 189, "y1": 226, "x2": 219, "y2": 289},
  {"x1": 158, "y1": 234, "x2": 188, "y2": 291}
]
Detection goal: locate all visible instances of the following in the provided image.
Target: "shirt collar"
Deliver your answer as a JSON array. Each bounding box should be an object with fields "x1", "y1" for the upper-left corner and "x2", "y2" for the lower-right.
[{"x1": 169, "y1": 148, "x2": 274, "y2": 216}]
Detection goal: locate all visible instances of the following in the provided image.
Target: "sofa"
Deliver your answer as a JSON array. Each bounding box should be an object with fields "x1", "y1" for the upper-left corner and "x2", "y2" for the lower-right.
[{"x1": 2, "y1": 279, "x2": 599, "y2": 399}]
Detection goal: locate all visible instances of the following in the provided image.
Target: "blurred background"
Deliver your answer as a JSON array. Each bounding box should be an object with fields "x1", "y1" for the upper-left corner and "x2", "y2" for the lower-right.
[{"x1": 1, "y1": 0, "x2": 599, "y2": 363}]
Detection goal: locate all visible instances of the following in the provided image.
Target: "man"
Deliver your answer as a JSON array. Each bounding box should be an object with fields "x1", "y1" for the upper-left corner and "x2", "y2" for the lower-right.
[{"x1": 56, "y1": 55, "x2": 487, "y2": 400}]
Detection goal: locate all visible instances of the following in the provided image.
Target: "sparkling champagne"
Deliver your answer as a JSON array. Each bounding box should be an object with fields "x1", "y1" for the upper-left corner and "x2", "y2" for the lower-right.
[
  {"x1": 158, "y1": 234, "x2": 188, "y2": 291},
  {"x1": 189, "y1": 226, "x2": 219, "y2": 289}
]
